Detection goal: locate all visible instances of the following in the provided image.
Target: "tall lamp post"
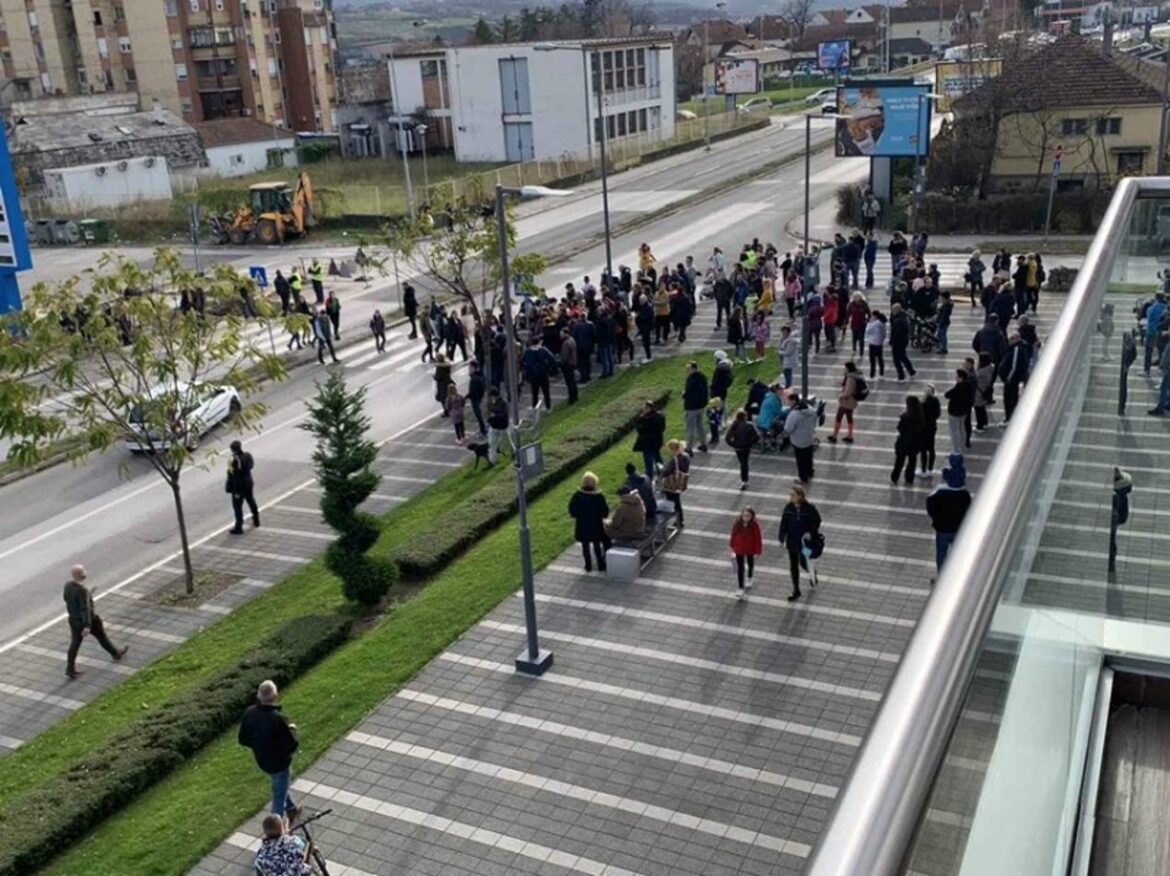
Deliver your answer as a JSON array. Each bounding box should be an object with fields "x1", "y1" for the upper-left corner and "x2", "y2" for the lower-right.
[
  {"x1": 535, "y1": 42, "x2": 613, "y2": 284},
  {"x1": 703, "y1": 1, "x2": 728, "y2": 152},
  {"x1": 802, "y1": 112, "x2": 845, "y2": 402},
  {"x1": 386, "y1": 20, "x2": 427, "y2": 220},
  {"x1": 912, "y1": 92, "x2": 942, "y2": 232},
  {"x1": 495, "y1": 182, "x2": 574, "y2": 676},
  {"x1": 415, "y1": 123, "x2": 430, "y2": 205}
]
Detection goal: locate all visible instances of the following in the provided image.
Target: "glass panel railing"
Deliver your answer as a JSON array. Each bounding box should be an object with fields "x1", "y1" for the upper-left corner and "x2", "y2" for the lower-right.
[{"x1": 807, "y1": 178, "x2": 1170, "y2": 876}]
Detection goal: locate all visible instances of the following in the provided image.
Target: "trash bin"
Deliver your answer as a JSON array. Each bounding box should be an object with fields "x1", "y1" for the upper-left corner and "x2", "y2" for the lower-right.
[
  {"x1": 79, "y1": 219, "x2": 110, "y2": 245},
  {"x1": 35, "y1": 219, "x2": 53, "y2": 246}
]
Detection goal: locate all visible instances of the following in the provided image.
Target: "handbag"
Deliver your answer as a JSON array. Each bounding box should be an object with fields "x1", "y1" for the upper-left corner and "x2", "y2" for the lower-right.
[
  {"x1": 804, "y1": 530, "x2": 826, "y2": 560},
  {"x1": 662, "y1": 469, "x2": 688, "y2": 494}
]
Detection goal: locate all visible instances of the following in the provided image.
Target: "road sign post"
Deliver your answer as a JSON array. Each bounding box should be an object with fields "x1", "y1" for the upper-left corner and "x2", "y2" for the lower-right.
[{"x1": 1043, "y1": 144, "x2": 1063, "y2": 242}]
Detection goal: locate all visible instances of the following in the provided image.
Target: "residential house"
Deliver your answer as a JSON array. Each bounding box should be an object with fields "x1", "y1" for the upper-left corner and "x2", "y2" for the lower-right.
[
  {"x1": 719, "y1": 44, "x2": 792, "y2": 82},
  {"x1": 954, "y1": 37, "x2": 1162, "y2": 191},
  {"x1": 789, "y1": 23, "x2": 882, "y2": 72},
  {"x1": 890, "y1": 37, "x2": 936, "y2": 68},
  {"x1": 196, "y1": 117, "x2": 296, "y2": 177},
  {"x1": 681, "y1": 20, "x2": 750, "y2": 60},
  {"x1": 336, "y1": 60, "x2": 394, "y2": 158},
  {"x1": 743, "y1": 15, "x2": 793, "y2": 44}
]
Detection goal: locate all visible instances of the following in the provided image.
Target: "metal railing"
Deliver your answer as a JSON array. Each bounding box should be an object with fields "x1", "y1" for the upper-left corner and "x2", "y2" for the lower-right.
[{"x1": 804, "y1": 176, "x2": 1168, "y2": 875}]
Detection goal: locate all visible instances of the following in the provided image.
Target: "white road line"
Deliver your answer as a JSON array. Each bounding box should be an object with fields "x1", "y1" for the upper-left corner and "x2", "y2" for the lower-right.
[
  {"x1": 1036, "y1": 545, "x2": 1170, "y2": 570},
  {"x1": 379, "y1": 473, "x2": 434, "y2": 485},
  {"x1": 224, "y1": 833, "x2": 375, "y2": 876},
  {"x1": 530, "y1": 593, "x2": 902, "y2": 662},
  {"x1": 17, "y1": 643, "x2": 135, "y2": 675},
  {"x1": 478, "y1": 619, "x2": 884, "y2": 702},
  {"x1": 440, "y1": 652, "x2": 864, "y2": 747},
  {"x1": 255, "y1": 526, "x2": 334, "y2": 542},
  {"x1": 1052, "y1": 497, "x2": 1170, "y2": 519},
  {"x1": 0, "y1": 734, "x2": 22, "y2": 750},
  {"x1": 105, "y1": 623, "x2": 185, "y2": 645},
  {"x1": 199, "y1": 544, "x2": 311, "y2": 564},
  {"x1": 346, "y1": 727, "x2": 817, "y2": 855},
  {"x1": 1048, "y1": 520, "x2": 1170, "y2": 542},
  {"x1": 0, "y1": 681, "x2": 84, "y2": 710},
  {"x1": 660, "y1": 552, "x2": 929, "y2": 596}
]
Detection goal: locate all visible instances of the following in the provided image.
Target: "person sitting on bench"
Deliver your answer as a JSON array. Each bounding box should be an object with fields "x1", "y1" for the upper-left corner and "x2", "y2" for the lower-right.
[
  {"x1": 622, "y1": 462, "x2": 658, "y2": 519},
  {"x1": 605, "y1": 488, "x2": 646, "y2": 542}
]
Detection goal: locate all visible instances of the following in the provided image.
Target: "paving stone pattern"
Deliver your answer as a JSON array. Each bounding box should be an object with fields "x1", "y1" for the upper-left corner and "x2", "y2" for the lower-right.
[{"x1": 191, "y1": 293, "x2": 1065, "y2": 876}]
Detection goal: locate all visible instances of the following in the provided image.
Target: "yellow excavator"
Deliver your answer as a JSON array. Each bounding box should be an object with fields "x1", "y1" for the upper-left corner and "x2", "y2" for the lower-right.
[{"x1": 210, "y1": 171, "x2": 315, "y2": 246}]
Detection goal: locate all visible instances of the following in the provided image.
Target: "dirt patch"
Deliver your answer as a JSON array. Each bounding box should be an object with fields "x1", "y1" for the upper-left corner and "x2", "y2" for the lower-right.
[{"x1": 146, "y1": 569, "x2": 243, "y2": 608}]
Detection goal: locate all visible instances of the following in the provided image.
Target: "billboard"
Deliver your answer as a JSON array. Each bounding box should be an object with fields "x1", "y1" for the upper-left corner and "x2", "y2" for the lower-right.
[
  {"x1": 704, "y1": 58, "x2": 760, "y2": 95},
  {"x1": 817, "y1": 39, "x2": 852, "y2": 72},
  {"x1": 935, "y1": 59, "x2": 1001, "y2": 112},
  {"x1": 834, "y1": 81, "x2": 931, "y2": 158}
]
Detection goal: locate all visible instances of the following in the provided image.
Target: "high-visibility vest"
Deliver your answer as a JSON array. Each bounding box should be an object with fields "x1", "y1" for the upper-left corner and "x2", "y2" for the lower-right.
[
  {"x1": 290, "y1": 273, "x2": 304, "y2": 292},
  {"x1": 308, "y1": 262, "x2": 324, "y2": 282}
]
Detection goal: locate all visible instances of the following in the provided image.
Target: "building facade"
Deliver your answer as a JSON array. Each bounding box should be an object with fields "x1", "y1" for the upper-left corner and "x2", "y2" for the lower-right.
[
  {"x1": 387, "y1": 38, "x2": 676, "y2": 164},
  {"x1": 0, "y1": 0, "x2": 337, "y2": 131}
]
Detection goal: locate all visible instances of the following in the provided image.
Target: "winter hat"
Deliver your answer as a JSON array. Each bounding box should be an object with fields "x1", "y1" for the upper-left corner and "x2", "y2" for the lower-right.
[
  {"x1": 943, "y1": 453, "x2": 967, "y2": 489},
  {"x1": 714, "y1": 350, "x2": 728, "y2": 363}
]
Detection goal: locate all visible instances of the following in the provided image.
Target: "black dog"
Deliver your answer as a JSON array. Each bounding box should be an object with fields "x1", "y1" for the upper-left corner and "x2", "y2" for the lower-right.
[{"x1": 466, "y1": 440, "x2": 492, "y2": 468}]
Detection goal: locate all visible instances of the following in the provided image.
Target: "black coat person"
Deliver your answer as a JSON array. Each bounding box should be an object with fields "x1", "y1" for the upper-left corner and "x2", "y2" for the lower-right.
[
  {"x1": 227, "y1": 441, "x2": 260, "y2": 534},
  {"x1": 273, "y1": 271, "x2": 291, "y2": 315},
  {"x1": 403, "y1": 284, "x2": 419, "y2": 338}
]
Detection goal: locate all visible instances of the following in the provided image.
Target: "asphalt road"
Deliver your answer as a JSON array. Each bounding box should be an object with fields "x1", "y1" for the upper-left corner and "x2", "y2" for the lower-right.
[{"x1": 0, "y1": 118, "x2": 849, "y2": 645}]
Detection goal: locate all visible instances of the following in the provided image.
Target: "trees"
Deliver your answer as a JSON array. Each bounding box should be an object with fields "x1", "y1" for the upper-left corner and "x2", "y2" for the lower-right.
[
  {"x1": 779, "y1": 0, "x2": 816, "y2": 39},
  {"x1": 300, "y1": 372, "x2": 397, "y2": 606},
  {"x1": 0, "y1": 249, "x2": 287, "y2": 594},
  {"x1": 472, "y1": 17, "x2": 495, "y2": 43}
]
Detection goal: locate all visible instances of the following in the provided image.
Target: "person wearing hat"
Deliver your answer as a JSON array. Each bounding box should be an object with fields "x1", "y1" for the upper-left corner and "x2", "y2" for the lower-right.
[
  {"x1": 925, "y1": 453, "x2": 972, "y2": 573},
  {"x1": 711, "y1": 350, "x2": 734, "y2": 423},
  {"x1": 227, "y1": 439, "x2": 259, "y2": 534}
]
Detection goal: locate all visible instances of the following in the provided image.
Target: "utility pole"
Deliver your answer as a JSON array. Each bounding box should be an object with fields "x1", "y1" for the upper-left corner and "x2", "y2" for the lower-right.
[
  {"x1": 1043, "y1": 143, "x2": 1063, "y2": 241},
  {"x1": 1160, "y1": 35, "x2": 1170, "y2": 174}
]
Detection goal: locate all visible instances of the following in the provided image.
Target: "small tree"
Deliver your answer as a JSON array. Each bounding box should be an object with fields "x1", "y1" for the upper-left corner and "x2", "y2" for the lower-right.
[
  {"x1": 0, "y1": 249, "x2": 288, "y2": 594},
  {"x1": 472, "y1": 18, "x2": 495, "y2": 43},
  {"x1": 300, "y1": 372, "x2": 397, "y2": 606}
]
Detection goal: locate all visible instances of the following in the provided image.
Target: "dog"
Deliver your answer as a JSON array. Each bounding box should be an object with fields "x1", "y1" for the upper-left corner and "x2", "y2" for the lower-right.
[{"x1": 466, "y1": 440, "x2": 492, "y2": 469}]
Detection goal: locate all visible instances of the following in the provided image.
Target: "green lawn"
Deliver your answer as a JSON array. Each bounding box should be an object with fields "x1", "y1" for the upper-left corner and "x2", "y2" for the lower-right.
[
  {"x1": 679, "y1": 82, "x2": 830, "y2": 118},
  {"x1": 40, "y1": 354, "x2": 769, "y2": 876}
]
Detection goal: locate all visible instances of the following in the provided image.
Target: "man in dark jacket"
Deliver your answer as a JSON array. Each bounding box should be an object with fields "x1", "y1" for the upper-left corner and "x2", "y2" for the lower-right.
[
  {"x1": 239, "y1": 680, "x2": 302, "y2": 826},
  {"x1": 991, "y1": 285, "x2": 1017, "y2": 330},
  {"x1": 486, "y1": 389, "x2": 510, "y2": 465},
  {"x1": 467, "y1": 361, "x2": 488, "y2": 434},
  {"x1": 998, "y1": 332, "x2": 1030, "y2": 424},
  {"x1": 62, "y1": 563, "x2": 127, "y2": 679},
  {"x1": 313, "y1": 310, "x2": 338, "y2": 364},
  {"x1": 623, "y1": 462, "x2": 658, "y2": 519},
  {"x1": 571, "y1": 316, "x2": 595, "y2": 383},
  {"x1": 972, "y1": 317, "x2": 1008, "y2": 365},
  {"x1": 273, "y1": 270, "x2": 291, "y2": 315},
  {"x1": 402, "y1": 283, "x2": 419, "y2": 338},
  {"x1": 682, "y1": 361, "x2": 710, "y2": 454},
  {"x1": 889, "y1": 304, "x2": 916, "y2": 381},
  {"x1": 558, "y1": 328, "x2": 579, "y2": 404},
  {"x1": 713, "y1": 276, "x2": 733, "y2": 328},
  {"x1": 595, "y1": 307, "x2": 616, "y2": 377},
  {"x1": 227, "y1": 440, "x2": 260, "y2": 534},
  {"x1": 521, "y1": 340, "x2": 558, "y2": 411},
  {"x1": 926, "y1": 453, "x2": 972, "y2": 573}
]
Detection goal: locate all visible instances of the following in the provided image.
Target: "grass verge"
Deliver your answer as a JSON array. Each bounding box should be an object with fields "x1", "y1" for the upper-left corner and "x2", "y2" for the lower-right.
[{"x1": 40, "y1": 355, "x2": 769, "y2": 875}]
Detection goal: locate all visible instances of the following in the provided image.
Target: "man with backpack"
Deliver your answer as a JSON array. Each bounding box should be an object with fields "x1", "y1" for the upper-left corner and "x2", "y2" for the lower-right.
[{"x1": 521, "y1": 338, "x2": 558, "y2": 411}]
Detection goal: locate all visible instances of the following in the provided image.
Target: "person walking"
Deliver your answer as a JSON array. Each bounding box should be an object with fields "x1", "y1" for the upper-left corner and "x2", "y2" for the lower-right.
[
  {"x1": 892, "y1": 395, "x2": 925, "y2": 485},
  {"x1": 714, "y1": 274, "x2": 733, "y2": 329},
  {"x1": 777, "y1": 325, "x2": 799, "y2": 388},
  {"x1": 1145, "y1": 292, "x2": 1168, "y2": 375},
  {"x1": 238, "y1": 680, "x2": 302, "y2": 828},
  {"x1": 308, "y1": 258, "x2": 325, "y2": 304},
  {"x1": 861, "y1": 190, "x2": 882, "y2": 234},
  {"x1": 926, "y1": 453, "x2": 973, "y2": 573},
  {"x1": 62, "y1": 564, "x2": 127, "y2": 679},
  {"x1": 973, "y1": 316, "x2": 1008, "y2": 366},
  {"x1": 467, "y1": 361, "x2": 488, "y2": 435},
  {"x1": 711, "y1": 349, "x2": 734, "y2": 420},
  {"x1": 944, "y1": 368, "x2": 975, "y2": 452},
  {"x1": 559, "y1": 327, "x2": 579, "y2": 404},
  {"x1": 729, "y1": 507, "x2": 763, "y2": 600},
  {"x1": 653, "y1": 286, "x2": 672, "y2": 344},
  {"x1": 848, "y1": 292, "x2": 869, "y2": 357},
  {"x1": 324, "y1": 291, "x2": 341, "y2": 339},
  {"x1": 919, "y1": 383, "x2": 941, "y2": 476},
  {"x1": 725, "y1": 408, "x2": 760, "y2": 489},
  {"x1": 633, "y1": 400, "x2": 666, "y2": 482},
  {"x1": 889, "y1": 304, "x2": 916, "y2": 381},
  {"x1": 966, "y1": 250, "x2": 986, "y2": 308},
  {"x1": 289, "y1": 269, "x2": 304, "y2": 306},
  {"x1": 369, "y1": 309, "x2": 387, "y2": 353},
  {"x1": 445, "y1": 384, "x2": 467, "y2": 444},
  {"x1": 288, "y1": 295, "x2": 308, "y2": 351},
  {"x1": 863, "y1": 233, "x2": 878, "y2": 290},
  {"x1": 568, "y1": 471, "x2": 610, "y2": 573},
  {"x1": 751, "y1": 310, "x2": 771, "y2": 362},
  {"x1": 273, "y1": 269, "x2": 291, "y2": 315},
  {"x1": 778, "y1": 486, "x2": 822, "y2": 602},
  {"x1": 521, "y1": 339, "x2": 557, "y2": 411},
  {"x1": 785, "y1": 398, "x2": 817, "y2": 484},
  {"x1": 1109, "y1": 467, "x2": 1133, "y2": 572},
  {"x1": 1149, "y1": 339, "x2": 1170, "y2": 416},
  {"x1": 226, "y1": 439, "x2": 260, "y2": 533},
  {"x1": 313, "y1": 309, "x2": 338, "y2": 364},
  {"x1": 635, "y1": 295, "x2": 654, "y2": 363},
  {"x1": 936, "y1": 291, "x2": 953, "y2": 354},
  {"x1": 998, "y1": 331, "x2": 1030, "y2": 424},
  {"x1": 827, "y1": 361, "x2": 863, "y2": 444},
  {"x1": 660, "y1": 439, "x2": 691, "y2": 525},
  {"x1": 973, "y1": 351, "x2": 996, "y2": 431},
  {"x1": 572, "y1": 313, "x2": 596, "y2": 382},
  {"x1": 866, "y1": 310, "x2": 887, "y2": 379},
  {"x1": 403, "y1": 283, "x2": 419, "y2": 339},
  {"x1": 683, "y1": 361, "x2": 710, "y2": 454},
  {"x1": 433, "y1": 353, "x2": 453, "y2": 417},
  {"x1": 486, "y1": 388, "x2": 509, "y2": 465}
]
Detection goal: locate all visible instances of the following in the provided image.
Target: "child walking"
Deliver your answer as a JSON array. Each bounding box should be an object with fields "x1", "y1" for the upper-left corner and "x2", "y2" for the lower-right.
[
  {"x1": 729, "y1": 507, "x2": 763, "y2": 601},
  {"x1": 445, "y1": 383, "x2": 466, "y2": 444}
]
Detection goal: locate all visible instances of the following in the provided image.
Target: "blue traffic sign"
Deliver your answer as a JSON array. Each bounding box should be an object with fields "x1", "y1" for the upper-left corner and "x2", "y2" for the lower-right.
[{"x1": 249, "y1": 266, "x2": 269, "y2": 287}]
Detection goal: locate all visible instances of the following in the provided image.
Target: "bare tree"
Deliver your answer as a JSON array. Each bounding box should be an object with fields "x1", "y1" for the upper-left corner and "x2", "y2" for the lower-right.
[{"x1": 779, "y1": 0, "x2": 816, "y2": 39}]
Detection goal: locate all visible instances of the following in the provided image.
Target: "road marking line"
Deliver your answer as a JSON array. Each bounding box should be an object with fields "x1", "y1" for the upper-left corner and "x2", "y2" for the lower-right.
[
  {"x1": 224, "y1": 833, "x2": 375, "y2": 876},
  {"x1": 345, "y1": 729, "x2": 816, "y2": 856},
  {"x1": 0, "y1": 734, "x2": 22, "y2": 750},
  {"x1": 17, "y1": 643, "x2": 135, "y2": 675},
  {"x1": 655, "y1": 552, "x2": 929, "y2": 596},
  {"x1": 255, "y1": 526, "x2": 334, "y2": 541},
  {"x1": 105, "y1": 623, "x2": 185, "y2": 645},
  {"x1": 198, "y1": 544, "x2": 310, "y2": 564},
  {"x1": 0, "y1": 681, "x2": 84, "y2": 710}
]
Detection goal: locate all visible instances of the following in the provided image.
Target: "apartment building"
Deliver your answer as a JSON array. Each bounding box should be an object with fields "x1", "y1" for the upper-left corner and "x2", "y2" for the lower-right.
[{"x1": 0, "y1": 0, "x2": 337, "y2": 131}]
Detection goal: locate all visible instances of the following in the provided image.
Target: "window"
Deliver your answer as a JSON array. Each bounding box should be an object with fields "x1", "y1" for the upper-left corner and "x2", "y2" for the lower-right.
[
  {"x1": 93, "y1": 10, "x2": 102, "y2": 26},
  {"x1": 273, "y1": 29, "x2": 281, "y2": 43},
  {"x1": 114, "y1": 6, "x2": 125, "y2": 21},
  {"x1": 267, "y1": 148, "x2": 285, "y2": 168},
  {"x1": 165, "y1": 0, "x2": 177, "y2": 15},
  {"x1": 215, "y1": 0, "x2": 224, "y2": 9},
  {"x1": 189, "y1": 28, "x2": 213, "y2": 47},
  {"x1": 118, "y1": 37, "x2": 132, "y2": 53},
  {"x1": 190, "y1": 0, "x2": 200, "y2": 11},
  {"x1": 214, "y1": 28, "x2": 234, "y2": 46},
  {"x1": 77, "y1": 68, "x2": 87, "y2": 85},
  {"x1": 1062, "y1": 117, "x2": 1088, "y2": 136},
  {"x1": 304, "y1": 27, "x2": 312, "y2": 45},
  {"x1": 103, "y1": 69, "x2": 114, "y2": 86},
  {"x1": 172, "y1": 37, "x2": 183, "y2": 50},
  {"x1": 421, "y1": 59, "x2": 439, "y2": 78},
  {"x1": 97, "y1": 37, "x2": 108, "y2": 57},
  {"x1": 1096, "y1": 116, "x2": 1121, "y2": 135},
  {"x1": 124, "y1": 67, "x2": 137, "y2": 83},
  {"x1": 175, "y1": 63, "x2": 187, "y2": 80},
  {"x1": 229, "y1": 153, "x2": 245, "y2": 165},
  {"x1": 180, "y1": 96, "x2": 193, "y2": 111},
  {"x1": 27, "y1": 11, "x2": 37, "y2": 27},
  {"x1": 267, "y1": 58, "x2": 276, "y2": 75},
  {"x1": 1117, "y1": 151, "x2": 1145, "y2": 175}
]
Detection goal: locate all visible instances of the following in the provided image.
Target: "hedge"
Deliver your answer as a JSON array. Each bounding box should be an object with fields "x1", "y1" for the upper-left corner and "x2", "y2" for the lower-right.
[
  {"x1": 393, "y1": 387, "x2": 672, "y2": 579},
  {"x1": 0, "y1": 613, "x2": 351, "y2": 876}
]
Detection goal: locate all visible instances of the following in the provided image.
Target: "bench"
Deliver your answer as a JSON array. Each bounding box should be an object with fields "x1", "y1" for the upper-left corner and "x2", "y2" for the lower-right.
[{"x1": 606, "y1": 496, "x2": 679, "y2": 582}]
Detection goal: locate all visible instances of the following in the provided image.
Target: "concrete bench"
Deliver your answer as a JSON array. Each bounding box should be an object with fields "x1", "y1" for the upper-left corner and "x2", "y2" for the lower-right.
[{"x1": 606, "y1": 505, "x2": 678, "y2": 582}]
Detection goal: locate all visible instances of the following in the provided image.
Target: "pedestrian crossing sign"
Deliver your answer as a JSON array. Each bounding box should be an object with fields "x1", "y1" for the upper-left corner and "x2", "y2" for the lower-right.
[{"x1": 249, "y1": 266, "x2": 268, "y2": 287}]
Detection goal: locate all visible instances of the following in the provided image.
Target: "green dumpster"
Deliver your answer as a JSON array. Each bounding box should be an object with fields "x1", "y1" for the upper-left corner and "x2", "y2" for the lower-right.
[{"x1": 79, "y1": 219, "x2": 110, "y2": 245}]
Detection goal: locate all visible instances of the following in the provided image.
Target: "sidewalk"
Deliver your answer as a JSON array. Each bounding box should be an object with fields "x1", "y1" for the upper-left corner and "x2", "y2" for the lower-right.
[{"x1": 192, "y1": 298, "x2": 1054, "y2": 875}]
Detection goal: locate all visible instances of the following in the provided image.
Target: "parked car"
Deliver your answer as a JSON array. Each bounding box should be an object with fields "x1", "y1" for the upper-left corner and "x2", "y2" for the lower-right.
[
  {"x1": 736, "y1": 96, "x2": 773, "y2": 113},
  {"x1": 676, "y1": 109, "x2": 699, "y2": 121},
  {"x1": 820, "y1": 100, "x2": 838, "y2": 114},
  {"x1": 124, "y1": 381, "x2": 241, "y2": 452},
  {"x1": 804, "y1": 87, "x2": 837, "y2": 105}
]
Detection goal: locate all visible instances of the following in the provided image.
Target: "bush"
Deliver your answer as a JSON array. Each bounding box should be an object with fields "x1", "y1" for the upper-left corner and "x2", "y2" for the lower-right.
[
  {"x1": 917, "y1": 190, "x2": 1111, "y2": 234},
  {"x1": 0, "y1": 613, "x2": 350, "y2": 876},
  {"x1": 393, "y1": 388, "x2": 672, "y2": 579},
  {"x1": 1045, "y1": 266, "x2": 1079, "y2": 293}
]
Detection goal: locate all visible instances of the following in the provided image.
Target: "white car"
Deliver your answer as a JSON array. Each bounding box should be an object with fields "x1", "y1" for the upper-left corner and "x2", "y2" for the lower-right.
[
  {"x1": 805, "y1": 87, "x2": 837, "y2": 105},
  {"x1": 736, "y1": 96, "x2": 773, "y2": 113},
  {"x1": 125, "y1": 381, "x2": 241, "y2": 452}
]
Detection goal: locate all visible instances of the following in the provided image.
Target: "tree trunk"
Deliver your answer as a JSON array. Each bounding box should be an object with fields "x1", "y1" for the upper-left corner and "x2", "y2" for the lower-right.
[{"x1": 169, "y1": 478, "x2": 196, "y2": 595}]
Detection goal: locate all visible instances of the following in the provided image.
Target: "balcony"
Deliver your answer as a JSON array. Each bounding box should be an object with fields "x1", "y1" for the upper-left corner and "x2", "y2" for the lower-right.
[
  {"x1": 190, "y1": 44, "x2": 237, "y2": 61},
  {"x1": 196, "y1": 74, "x2": 241, "y2": 92}
]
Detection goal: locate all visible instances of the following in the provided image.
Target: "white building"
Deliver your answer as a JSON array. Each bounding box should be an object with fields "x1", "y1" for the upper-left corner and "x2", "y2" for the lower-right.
[
  {"x1": 387, "y1": 38, "x2": 676, "y2": 164},
  {"x1": 43, "y1": 155, "x2": 172, "y2": 210},
  {"x1": 195, "y1": 118, "x2": 298, "y2": 179}
]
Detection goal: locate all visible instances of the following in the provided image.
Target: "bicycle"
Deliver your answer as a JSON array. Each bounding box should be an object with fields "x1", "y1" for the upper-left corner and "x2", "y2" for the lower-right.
[{"x1": 293, "y1": 809, "x2": 333, "y2": 876}]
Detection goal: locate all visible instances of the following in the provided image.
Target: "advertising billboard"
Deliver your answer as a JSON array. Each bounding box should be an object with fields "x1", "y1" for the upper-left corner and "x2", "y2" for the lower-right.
[
  {"x1": 934, "y1": 59, "x2": 1001, "y2": 112},
  {"x1": 704, "y1": 58, "x2": 761, "y2": 95},
  {"x1": 817, "y1": 39, "x2": 852, "y2": 72},
  {"x1": 834, "y1": 81, "x2": 931, "y2": 158}
]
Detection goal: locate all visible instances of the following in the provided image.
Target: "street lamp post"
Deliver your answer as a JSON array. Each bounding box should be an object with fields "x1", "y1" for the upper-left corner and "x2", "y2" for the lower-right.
[
  {"x1": 415, "y1": 123, "x2": 430, "y2": 204},
  {"x1": 494, "y1": 183, "x2": 573, "y2": 676},
  {"x1": 912, "y1": 92, "x2": 942, "y2": 231},
  {"x1": 386, "y1": 20, "x2": 427, "y2": 221},
  {"x1": 703, "y1": 1, "x2": 728, "y2": 152},
  {"x1": 801, "y1": 112, "x2": 844, "y2": 401}
]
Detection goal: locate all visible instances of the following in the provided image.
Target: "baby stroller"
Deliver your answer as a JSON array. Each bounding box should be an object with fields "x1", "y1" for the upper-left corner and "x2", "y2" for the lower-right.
[{"x1": 909, "y1": 313, "x2": 939, "y2": 354}]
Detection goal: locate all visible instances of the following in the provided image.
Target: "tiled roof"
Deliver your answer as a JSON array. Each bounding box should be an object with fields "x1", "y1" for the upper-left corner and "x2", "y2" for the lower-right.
[
  {"x1": 889, "y1": 0, "x2": 983, "y2": 23},
  {"x1": 196, "y1": 118, "x2": 293, "y2": 148},
  {"x1": 789, "y1": 23, "x2": 881, "y2": 53}
]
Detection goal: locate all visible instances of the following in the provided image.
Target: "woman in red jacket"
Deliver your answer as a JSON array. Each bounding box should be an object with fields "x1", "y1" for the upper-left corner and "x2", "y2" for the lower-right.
[{"x1": 729, "y1": 507, "x2": 763, "y2": 600}]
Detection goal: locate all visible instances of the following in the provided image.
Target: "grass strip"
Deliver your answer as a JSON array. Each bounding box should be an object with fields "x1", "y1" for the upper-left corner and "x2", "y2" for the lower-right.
[
  {"x1": 0, "y1": 355, "x2": 686, "y2": 807},
  {"x1": 40, "y1": 356, "x2": 767, "y2": 876}
]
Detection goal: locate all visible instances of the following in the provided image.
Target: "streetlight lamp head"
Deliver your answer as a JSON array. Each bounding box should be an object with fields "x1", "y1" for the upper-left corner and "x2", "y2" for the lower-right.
[{"x1": 415, "y1": 124, "x2": 428, "y2": 135}]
